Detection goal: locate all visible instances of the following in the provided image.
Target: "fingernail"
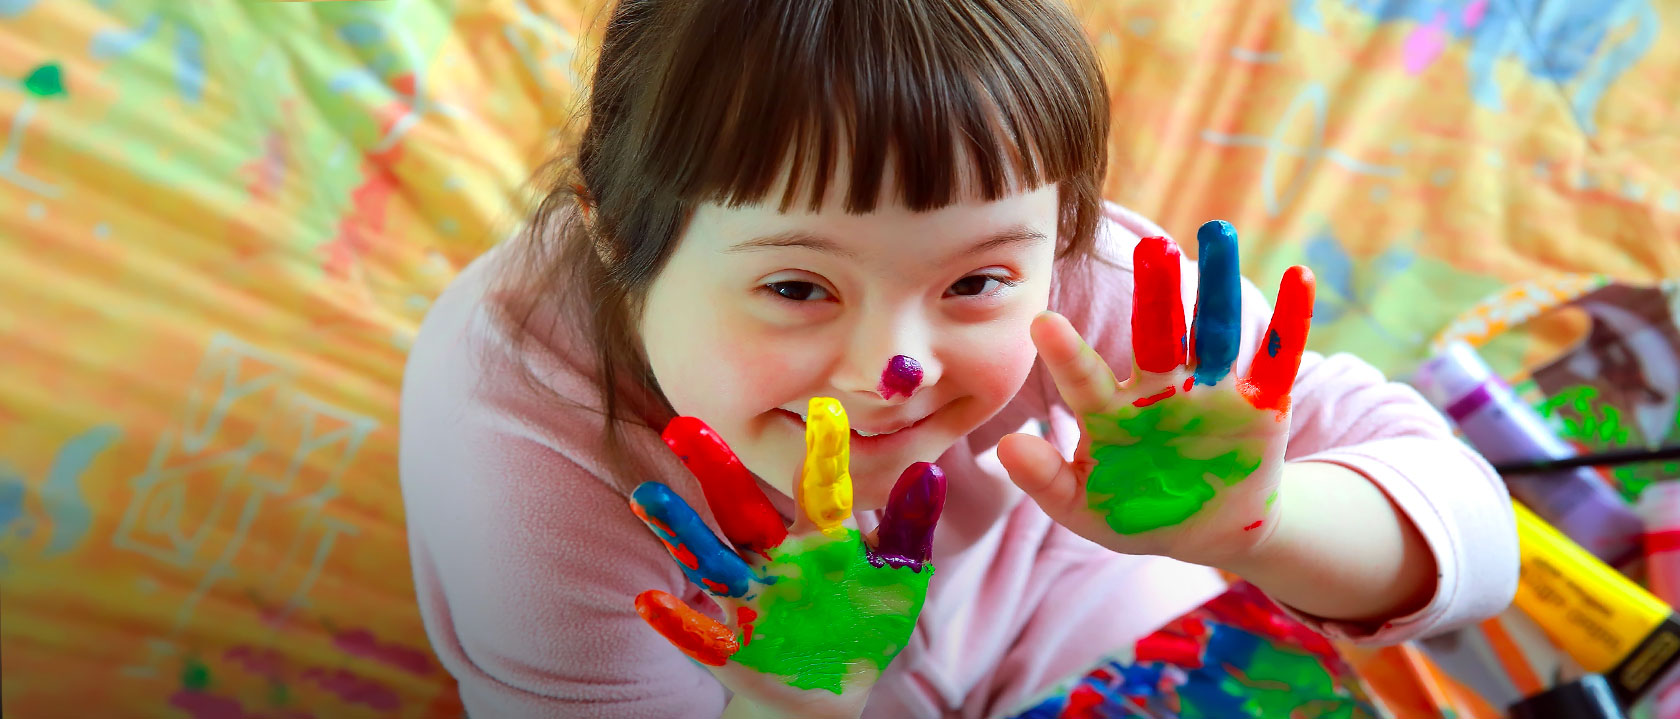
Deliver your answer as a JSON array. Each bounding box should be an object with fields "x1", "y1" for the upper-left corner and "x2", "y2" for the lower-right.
[{"x1": 872, "y1": 463, "x2": 946, "y2": 570}]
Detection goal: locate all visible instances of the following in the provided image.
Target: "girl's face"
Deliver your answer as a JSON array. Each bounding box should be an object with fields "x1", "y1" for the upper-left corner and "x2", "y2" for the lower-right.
[{"x1": 639, "y1": 160, "x2": 1058, "y2": 511}]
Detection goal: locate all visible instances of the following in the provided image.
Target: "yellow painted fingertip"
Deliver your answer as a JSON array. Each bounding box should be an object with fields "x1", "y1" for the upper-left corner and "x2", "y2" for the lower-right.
[{"x1": 801, "y1": 397, "x2": 852, "y2": 535}]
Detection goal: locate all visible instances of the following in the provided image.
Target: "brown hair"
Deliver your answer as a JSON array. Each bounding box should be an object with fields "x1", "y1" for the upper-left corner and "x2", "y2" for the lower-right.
[{"x1": 496, "y1": 0, "x2": 1111, "y2": 477}]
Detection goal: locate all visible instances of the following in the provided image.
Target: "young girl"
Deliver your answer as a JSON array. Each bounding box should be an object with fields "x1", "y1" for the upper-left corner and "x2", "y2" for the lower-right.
[{"x1": 397, "y1": 1, "x2": 1520, "y2": 717}]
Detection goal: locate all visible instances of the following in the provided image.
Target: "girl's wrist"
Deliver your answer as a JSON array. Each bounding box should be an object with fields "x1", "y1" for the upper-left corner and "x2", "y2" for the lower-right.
[{"x1": 724, "y1": 694, "x2": 866, "y2": 719}]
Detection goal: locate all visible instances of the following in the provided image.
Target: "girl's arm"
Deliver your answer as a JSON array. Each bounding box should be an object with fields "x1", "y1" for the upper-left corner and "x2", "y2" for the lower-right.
[
  {"x1": 1222, "y1": 451, "x2": 1439, "y2": 624},
  {"x1": 1209, "y1": 273, "x2": 1520, "y2": 639},
  {"x1": 1025, "y1": 204, "x2": 1519, "y2": 643}
]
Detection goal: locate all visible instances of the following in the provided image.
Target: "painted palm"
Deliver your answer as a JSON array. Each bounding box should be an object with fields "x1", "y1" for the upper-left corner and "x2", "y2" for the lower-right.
[
  {"x1": 1018, "y1": 221, "x2": 1315, "y2": 567},
  {"x1": 630, "y1": 398, "x2": 945, "y2": 709}
]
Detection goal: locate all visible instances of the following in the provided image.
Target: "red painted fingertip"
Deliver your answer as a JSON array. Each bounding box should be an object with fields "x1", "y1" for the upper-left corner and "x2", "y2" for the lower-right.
[
  {"x1": 1241, "y1": 266, "x2": 1315, "y2": 413},
  {"x1": 662, "y1": 416, "x2": 788, "y2": 557},
  {"x1": 1132, "y1": 236, "x2": 1187, "y2": 373},
  {"x1": 635, "y1": 590, "x2": 739, "y2": 666}
]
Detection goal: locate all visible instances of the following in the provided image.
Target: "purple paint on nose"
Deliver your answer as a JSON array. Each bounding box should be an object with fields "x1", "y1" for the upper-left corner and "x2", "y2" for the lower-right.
[{"x1": 879, "y1": 355, "x2": 923, "y2": 399}]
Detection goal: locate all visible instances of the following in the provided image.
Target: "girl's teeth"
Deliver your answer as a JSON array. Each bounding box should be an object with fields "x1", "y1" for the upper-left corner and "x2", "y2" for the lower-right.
[{"x1": 791, "y1": 408, "x2": 886, "y2": 438}]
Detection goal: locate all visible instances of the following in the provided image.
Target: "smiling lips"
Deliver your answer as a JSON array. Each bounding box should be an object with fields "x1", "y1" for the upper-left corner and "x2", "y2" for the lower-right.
[{"x1": 781, "y1": 406, "x2": 927, "y2": 439}]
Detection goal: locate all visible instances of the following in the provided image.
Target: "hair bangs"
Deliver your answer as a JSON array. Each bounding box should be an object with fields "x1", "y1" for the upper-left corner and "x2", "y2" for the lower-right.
[{"x1": 634, "y1": 0, "x2": 1107, "y2": 217}]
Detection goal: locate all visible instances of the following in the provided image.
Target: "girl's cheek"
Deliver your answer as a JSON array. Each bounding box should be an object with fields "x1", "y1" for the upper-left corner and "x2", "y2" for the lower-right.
[{"x1": 956, "y1": 322, "x2": 1039, "y2": 400}]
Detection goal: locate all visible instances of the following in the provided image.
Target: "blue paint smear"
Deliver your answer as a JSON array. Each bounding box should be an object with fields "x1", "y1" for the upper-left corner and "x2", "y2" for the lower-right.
[
  {"x1": 1192, "y1": 221, "x2": 1242, "y2": 387},
  {"x1": 90, "y1": 14, "x2": 161, "y2": 61},
  {"x1": 174, "y1": 23, "x2": 205, "y2": 102},
  {"x1": 0, "y1": 0, "x2": 39, "y2": 18},
  {"x1": 0, "y1": 471, "x2": 27, "y2": 536},
  {"x1": 1290, "y1": 0, "x2": 1656, "y2": 133},
  {"x1": 338, "y1": 21, "x2": 386, "y2": 46},
  {"x1": 39, "y1": 425, "x2": 119, "y2": 557}
]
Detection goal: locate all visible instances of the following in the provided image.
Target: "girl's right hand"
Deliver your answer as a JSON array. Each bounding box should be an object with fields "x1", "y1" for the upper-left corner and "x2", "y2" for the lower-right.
[{"x1": 631, "y1": 398, "x2": 947, "y2": 719}]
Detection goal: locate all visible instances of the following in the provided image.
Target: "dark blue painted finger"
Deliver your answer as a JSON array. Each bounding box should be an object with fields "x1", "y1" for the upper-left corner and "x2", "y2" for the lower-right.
[
  {"x1": 630, "y1": 481, "x2": 756, "y2": 598},
  {"x1": 1192, "y1": 220, "x2": 1242, "y2": 386}
]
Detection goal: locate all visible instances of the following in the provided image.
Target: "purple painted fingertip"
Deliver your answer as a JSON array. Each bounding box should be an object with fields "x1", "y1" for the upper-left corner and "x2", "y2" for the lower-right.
[{"x1": 870, "y1": 462, "x2": 946, "y2": 571}]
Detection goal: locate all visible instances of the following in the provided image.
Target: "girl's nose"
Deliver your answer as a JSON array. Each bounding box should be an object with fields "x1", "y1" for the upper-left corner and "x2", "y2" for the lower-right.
[{"x1": 879, "y1": 355, "x2": 923, "y2": 400}]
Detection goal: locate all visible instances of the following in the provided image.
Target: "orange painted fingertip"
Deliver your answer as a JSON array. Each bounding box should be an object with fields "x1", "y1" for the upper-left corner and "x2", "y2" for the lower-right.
[{"x1": 634, "y1": 589, "x2": 738, "y2": 666}]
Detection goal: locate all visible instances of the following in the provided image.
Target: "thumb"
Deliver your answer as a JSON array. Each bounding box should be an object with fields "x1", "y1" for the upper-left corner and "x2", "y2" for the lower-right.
[{"x1": 997, "y1": 433, "x2": 1084, "y2": 519}]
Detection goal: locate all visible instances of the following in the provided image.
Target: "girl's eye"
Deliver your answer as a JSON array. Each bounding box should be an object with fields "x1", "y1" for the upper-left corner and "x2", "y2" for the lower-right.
[
  {"x1": 946, "y1": 274, "x2": 1019, "y2": 298},
  {"x1": 764, "y1": 281, "x2": 832, "y2": 302}
]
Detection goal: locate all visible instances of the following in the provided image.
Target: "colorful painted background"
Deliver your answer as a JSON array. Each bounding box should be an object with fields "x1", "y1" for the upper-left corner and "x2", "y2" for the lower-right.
[{"x1": 2, "y1": 0, "x2": 1677, "y2": 717}]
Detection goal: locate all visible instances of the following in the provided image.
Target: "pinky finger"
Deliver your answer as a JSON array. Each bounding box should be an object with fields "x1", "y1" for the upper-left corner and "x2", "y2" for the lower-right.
[
  {"x1": 1241, "y1": 266, "x2": 1315, "y2": 413},
  {"x1": 635, "y1": 589, "x2": 739, "y2": 666}
]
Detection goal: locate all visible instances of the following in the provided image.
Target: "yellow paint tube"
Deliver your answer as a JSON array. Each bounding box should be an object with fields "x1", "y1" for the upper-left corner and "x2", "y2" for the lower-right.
[{"x1": 1511, "y1": 501, "x2": 1680, "y2": 707}]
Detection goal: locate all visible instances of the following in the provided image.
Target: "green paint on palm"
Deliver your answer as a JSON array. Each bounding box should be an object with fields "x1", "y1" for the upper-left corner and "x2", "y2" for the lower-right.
[
  {"x1": 1085, "y1": 399, "x2": 1264, "y2": 534},
  {"x1": 731, "y1": 530, "x2": 931, "y2": 694}
]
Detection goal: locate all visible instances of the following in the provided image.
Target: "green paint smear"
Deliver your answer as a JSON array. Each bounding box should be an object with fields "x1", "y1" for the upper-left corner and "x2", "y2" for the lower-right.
[
  {"x1": 181, "y1": 658, "x2": 211, "y2": 691},
  {"x1": 1183, "y1": 641, "x2": 1364, "y2": 719},
  {"x1": 23, "y1": 63, "x2": 65, "y2": 99},
  {"x1": 1086, "y1": 400, "x2": 1264, "y2": 534},
  {"x1": 731, "y1": 530, "x2": 931, "y2": 694}
]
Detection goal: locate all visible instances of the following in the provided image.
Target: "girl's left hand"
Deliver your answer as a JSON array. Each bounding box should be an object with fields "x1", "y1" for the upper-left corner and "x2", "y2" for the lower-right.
[{"x1": 998, "y1": 220, "x2": 1316, "y2": 569}]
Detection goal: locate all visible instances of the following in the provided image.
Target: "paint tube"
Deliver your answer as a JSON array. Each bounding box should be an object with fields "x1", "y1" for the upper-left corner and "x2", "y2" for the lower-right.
[
  {"x1": 1508, "y1": 674, "x2": 1626, "y2": 719},
  {"x1": 1412, "y1": 341, "x2": 1644, "y2": 566},
  {"x1": 1511, "y1": 501, "x2": 1680, "y2": 708},
  {"x1": 1639, "y1": 482, "x2": 1680, "y2": 606},
  {"x1": 1416, "y1": 607, "x2": 1575, "y2": 709}
]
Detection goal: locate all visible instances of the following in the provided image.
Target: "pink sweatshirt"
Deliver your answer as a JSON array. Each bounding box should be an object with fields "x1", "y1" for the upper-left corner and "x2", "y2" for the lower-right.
[{"x1": 398, "y1": 201, "x2": 1519, "y2": 718}]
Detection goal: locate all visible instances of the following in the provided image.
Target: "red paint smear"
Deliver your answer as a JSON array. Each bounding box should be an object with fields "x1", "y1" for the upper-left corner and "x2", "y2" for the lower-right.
[
  {"x1": 223, "y1": 646, "x2": 285, "y2": 679},
  {"x1": 1244, "y1": 520, "x2": 1264, "y2": 531},
  {"x1": 702, "y1": 578, "x2": 729, "y2": 594},
  {"x1": 662, "y1": 417, "x2": 787, "y2": 554},
  {"x1": 1647, "y1": 530, "x2": 1680, "y2": 553},
  {"x1": 1131, "y1": 237, "x2": 1187, "y2": 373},
  {"x1": 332, "y1": 628, "x2": 433, "y2": 677},
  {"x1": 321, "y1": 101, "x2": 407, "y2": 279},
  {"x1": 299, "y1": 667, "x2": 400, "y2": 712},
  {"x1": 1136, "y1": 631, "x2": 1204, "y2": 668},
  {"x1": 1203, "y1": 584, "x2": 1339, "y2": 665},
  {"x1": 1133, "y1": 386, "x2": 1176, "y2": 408},
  {"x1": 669, "y1": 541, "x2": 700, "y2": 570},
  {"x1": 737, "y1": 606, "x2": 758, "y2": 646},
  {"x1": 1183, "y1": 377, "x2": 1194, "y2": 392},
  {"x1": 1065, "y1": 684, "x2": 1107, "y2": 719}
]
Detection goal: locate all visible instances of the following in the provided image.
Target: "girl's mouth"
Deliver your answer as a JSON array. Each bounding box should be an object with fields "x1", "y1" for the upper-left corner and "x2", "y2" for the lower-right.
[{"x1": 774, "y1": 407, "x2": 935, "y2": 450}]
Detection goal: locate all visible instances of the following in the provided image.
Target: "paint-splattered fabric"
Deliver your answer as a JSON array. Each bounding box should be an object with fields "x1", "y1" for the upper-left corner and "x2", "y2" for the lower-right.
[
  {"x1": 3, "y1": 0, "x2": 1671, "y2": 717},
  {"x1": 395, "y1": 201, "x2": 1517, "y2": 718}
]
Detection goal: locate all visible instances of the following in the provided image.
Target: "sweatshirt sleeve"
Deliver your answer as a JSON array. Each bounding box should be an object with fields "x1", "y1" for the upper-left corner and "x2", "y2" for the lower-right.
[
  {"x1": 401, "y1": 425, "x2": 728, "y2": 718},
  {"x1": 399, "y1": 271, "x2": 729, "y2": 718},
  {"x1": 1060, "y1": 203, "x2": 1519, "y2": 646}
]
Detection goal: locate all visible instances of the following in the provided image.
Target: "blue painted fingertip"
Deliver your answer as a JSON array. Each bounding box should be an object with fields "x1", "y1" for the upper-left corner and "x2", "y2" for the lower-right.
[
  {"x1": 1192, "y1": 220, "x2": 1242, "y2": 386},
  {"x1": 630, "y1": 481, "x2": 757, "y2": 598}
]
